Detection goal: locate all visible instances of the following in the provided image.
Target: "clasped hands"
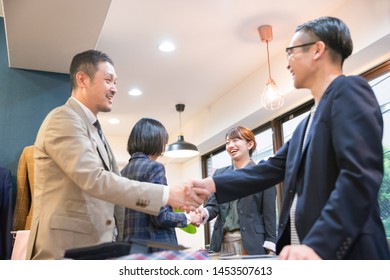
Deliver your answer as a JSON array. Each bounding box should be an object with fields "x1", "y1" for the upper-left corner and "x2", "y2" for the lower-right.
[
  {"x1": 189, "y1": 208, "x2": 206, "y2": 227},
  {"x1": 167, "y1": 178, "x2": 215, "y2": 213}
]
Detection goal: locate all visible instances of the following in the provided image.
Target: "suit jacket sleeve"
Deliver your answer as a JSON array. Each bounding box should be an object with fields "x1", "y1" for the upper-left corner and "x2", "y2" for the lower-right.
[
  {"x1": 213, "y1": 144, "x2": 287, "y2": 204},
  {"x1": 261, "y1": 186, "x2": 277, "y2": 244},
  {"x1": 204, "y1": 167, "x2": 228, "y2": 221},
  {"x1": 204, "y1": 193, "x2": 220, "y2": 221}
]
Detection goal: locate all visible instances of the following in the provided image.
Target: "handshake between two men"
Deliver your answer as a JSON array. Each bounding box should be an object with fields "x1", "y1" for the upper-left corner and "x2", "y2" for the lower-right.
[{"x1": 167, "y1": 177, "x2": 216, "y2": 214}]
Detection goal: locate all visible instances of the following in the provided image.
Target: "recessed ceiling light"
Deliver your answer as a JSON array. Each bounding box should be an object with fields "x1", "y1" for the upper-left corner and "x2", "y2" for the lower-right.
[
  {"x1": 128, "y1": 88, "x2": 142, "y2": 96},
  {"x1": 108, "y1": 118, "x2": 120, "y2": 124},
  {"x1": 158, "y1": 41, "x2": 175, "y2": 52}
]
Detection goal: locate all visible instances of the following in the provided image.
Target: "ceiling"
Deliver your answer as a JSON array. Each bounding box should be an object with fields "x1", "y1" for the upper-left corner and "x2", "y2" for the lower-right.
[{"x1": 1, "y1": 0, "x2": 348, "y2": 144}]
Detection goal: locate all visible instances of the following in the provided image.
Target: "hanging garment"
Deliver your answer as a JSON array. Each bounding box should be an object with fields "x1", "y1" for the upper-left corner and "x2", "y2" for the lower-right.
[
  {"x1": 13, "y1": 145, "x2": 35, "y2": 230},
  {"x1": 0, "y1": 166, "x2": 13, "y2": 259}
]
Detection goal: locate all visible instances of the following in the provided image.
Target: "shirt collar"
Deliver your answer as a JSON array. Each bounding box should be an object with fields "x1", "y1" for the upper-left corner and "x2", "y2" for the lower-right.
[{"x1": 71, "y1": 97, "x2": 97, "y2": 124}]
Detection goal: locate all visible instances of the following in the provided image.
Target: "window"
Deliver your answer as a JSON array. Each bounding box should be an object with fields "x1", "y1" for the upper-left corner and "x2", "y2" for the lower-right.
[
  {"x1": 364, "y1": 61, "x2": 390, "y2": 239},
  {"x1": 253, "y1": 128, "x2": 274, "y2": 162}
]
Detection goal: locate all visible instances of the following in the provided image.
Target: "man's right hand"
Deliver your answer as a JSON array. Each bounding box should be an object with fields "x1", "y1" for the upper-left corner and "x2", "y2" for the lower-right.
[
  {"x1": 167, "y1": 181, "x2": 210, "y2": 212},
  {"x1": 189, "y1": 177, "x2": 217, "y2": 196}
]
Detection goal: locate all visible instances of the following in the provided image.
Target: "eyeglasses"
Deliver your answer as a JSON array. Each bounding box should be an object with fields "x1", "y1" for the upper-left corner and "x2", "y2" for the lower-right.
[{"x1": 285, "y1": 42, "x2": 317, "y2": 56}]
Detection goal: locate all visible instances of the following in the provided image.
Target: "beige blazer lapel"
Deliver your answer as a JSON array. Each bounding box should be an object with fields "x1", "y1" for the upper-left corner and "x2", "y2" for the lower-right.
[
  {"x1": 95, "y1": 133, "x2": 111, "y2": 171},
  {"x1": 67, "y1": 98, "x2": 112, "y2": 171},
  {"x1": 104, "y1": 141, "x2": 119, "y2": 173}
]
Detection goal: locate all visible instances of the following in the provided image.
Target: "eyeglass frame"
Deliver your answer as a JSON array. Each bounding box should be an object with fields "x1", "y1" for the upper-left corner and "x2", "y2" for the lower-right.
[{"x1": 285, "y1": 42, "x2": 318, "y2": 57}]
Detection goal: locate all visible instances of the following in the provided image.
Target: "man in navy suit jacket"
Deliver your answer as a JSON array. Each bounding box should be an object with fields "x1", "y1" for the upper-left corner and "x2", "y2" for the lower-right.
[{"x1": 190, "y1": 16, "x2": 390, "y2": 260}]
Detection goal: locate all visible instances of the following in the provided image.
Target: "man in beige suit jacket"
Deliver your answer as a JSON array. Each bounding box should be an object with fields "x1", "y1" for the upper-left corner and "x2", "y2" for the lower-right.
[{"x1": 26, "y1": 50, "x2": 208, "y2": 260}]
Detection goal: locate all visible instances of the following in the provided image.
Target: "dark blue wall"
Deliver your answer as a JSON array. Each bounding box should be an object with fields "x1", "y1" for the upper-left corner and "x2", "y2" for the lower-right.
[{"x1": 0, "y1": 17, "x2": 70, "y2": 186}]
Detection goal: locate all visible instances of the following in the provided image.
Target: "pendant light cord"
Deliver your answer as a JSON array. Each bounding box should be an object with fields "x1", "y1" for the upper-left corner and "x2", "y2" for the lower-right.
[
  {"x1": 266, "y1": 40, "x2": 272, "y2": 81},
  {"x1": 179, "y1": 111, "x2": 182, "y2": 135}
]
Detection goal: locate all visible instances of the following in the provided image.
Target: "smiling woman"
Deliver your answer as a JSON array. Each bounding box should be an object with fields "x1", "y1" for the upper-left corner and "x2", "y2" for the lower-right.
[{"x1": 199, "y1": 126, "x2": 277, "y2": 256}]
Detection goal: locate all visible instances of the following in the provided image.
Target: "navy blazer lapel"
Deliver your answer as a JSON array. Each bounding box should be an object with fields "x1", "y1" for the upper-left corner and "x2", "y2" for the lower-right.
[
  {"x1": 292, "y1": 97, "x2": 326, "y2": 194},
  {"x1": 301, "y1": 92, "x2": 328, "y2": 156},
  {"x1": 284, "y1": 118, "x2": 307, "y2": 196},
  {"x1": 301, "y1": 114, "x2": 315, "y2": 155},
  {"x1": 300, "y1": 116, "x2": 311, "y2": 155}
]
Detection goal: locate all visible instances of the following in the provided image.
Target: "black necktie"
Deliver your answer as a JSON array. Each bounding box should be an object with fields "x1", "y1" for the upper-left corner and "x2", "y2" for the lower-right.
[
  {"x1": 93, "y1": 120, "x2": 110, "y2": 170},
  {"x1": 93, "y1": 120, "x2": 104, "y2": 141},
  {"x1": 94, "y1": 120, "x2": 108, "y2": 150}
]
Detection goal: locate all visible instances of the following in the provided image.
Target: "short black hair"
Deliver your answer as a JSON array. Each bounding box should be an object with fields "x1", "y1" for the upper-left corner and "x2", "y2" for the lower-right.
[
  {"x1": 296, "y1": 16, "x2": 353, "y2": 65},
  {"x1": 127, "y1": 118, "x2": 169, "y2": 157},
  {"x1": 69, "y1": 49, "x2": 114, "y2": 90}
]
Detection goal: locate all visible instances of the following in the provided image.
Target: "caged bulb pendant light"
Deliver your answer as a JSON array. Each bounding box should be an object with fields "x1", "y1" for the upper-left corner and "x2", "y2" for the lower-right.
[
  {"x1": 164, "y1": 104, "x2": 199, "y2": 158},
  {"x1": 258, "y1": 25, "x2": 284, "y2": 110}
]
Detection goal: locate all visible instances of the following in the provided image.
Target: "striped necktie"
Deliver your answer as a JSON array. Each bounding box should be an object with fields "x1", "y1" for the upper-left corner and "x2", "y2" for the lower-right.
[{"x1": 290, "y1": 105, "x2": 317, "y2": 245}]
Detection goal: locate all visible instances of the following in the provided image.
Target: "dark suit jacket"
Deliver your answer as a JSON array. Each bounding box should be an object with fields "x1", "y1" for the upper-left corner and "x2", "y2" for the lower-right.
[
  {"x1": 205, "y1": 161, "x2": 276, "y2": 254},
  {"x1": 0, "y1": 167, "x2": 13, "y2": 260},
  {"x1": 213, "y1": 75, "x2": 390, "y2": 259}
]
